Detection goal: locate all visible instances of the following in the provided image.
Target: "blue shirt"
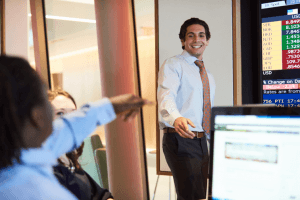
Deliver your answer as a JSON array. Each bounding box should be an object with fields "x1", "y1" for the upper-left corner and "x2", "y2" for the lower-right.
[
  {"x1": 157, "y1": 50, "x2": 216, "y2": 136},
  {"x1": 0, "y1": 98, "x2": 116, "y2": 200}
]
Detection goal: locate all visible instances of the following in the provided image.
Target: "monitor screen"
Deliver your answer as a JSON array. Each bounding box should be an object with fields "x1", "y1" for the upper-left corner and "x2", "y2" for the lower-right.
[
  {"x1": 261, "y1": 0, "x2": 300, "y2": 107},
  {"x1": 211, "y1": 114, "x2": 300, "y2": 200}
]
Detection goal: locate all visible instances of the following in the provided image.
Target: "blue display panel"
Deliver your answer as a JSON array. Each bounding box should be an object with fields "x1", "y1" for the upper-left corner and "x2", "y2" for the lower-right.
[{"x1": 261, "y1": 0, "x2": 300, "y2": 107}]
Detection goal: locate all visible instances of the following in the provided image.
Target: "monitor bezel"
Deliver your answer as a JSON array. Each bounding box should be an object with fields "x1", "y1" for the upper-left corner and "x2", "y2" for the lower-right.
[{"x1": 208, "y1": 106, "x2": 300, "y2": 199}]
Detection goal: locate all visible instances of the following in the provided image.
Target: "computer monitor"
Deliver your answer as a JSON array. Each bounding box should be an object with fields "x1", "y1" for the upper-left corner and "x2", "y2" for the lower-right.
[{"x1": 209, "y1": 106, "x2": 300, "y2": 200}]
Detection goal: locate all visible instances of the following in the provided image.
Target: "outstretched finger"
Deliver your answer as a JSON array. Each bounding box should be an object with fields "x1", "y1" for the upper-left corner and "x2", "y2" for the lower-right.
[
  {"x1": 124, "y1": 110, "x2": 135, "y2": 122},
  {"x1": 127, "y1": 109, "x2": 140, "y2": 122},
  {"x1": 179, "y1": 124, "x2": 195, "y2": 139},
  {"x1": 177, "y1": 128, "x2": 189, "y2": 138},
  {"x1": 180, "y1": 122, "x2": 193, "y2": 137},
  {"x1": 126, "y1": 97, "x2": 149, "y2": 111},
  {"x1": 142, "y1": 99, "x2": 155, "y2": 105},
  {"x1": 187, "y1": 118, "x2": 196, "y2": 128},
  {"x1": 124, "y1": 108, "x2": 140, "y2": 122}
]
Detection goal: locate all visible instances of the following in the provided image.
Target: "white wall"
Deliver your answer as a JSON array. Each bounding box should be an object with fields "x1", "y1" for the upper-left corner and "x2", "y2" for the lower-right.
[
  {"x1": 5, "y1": 0, "x2": 29, "y2": 59},
  {"x1": 158, "y1": 0, "x2": 233, "y2": 172},
  {"x1": 159, "y1": 0, "x2": 233, "y2": 107}
]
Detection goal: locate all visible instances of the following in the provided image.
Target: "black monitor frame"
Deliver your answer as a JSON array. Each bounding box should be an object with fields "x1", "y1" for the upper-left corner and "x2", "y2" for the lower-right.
[{"x1": 208, "y1": 105, "x2": 300, "y2": 199}]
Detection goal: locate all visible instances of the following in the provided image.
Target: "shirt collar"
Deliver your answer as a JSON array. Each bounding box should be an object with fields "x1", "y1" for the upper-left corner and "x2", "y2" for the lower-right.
[{"x1": 181, "y1": 50, "x2": 202, "y2": 65}]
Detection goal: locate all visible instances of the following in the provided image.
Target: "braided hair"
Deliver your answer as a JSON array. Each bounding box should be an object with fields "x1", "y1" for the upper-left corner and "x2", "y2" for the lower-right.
[{"x1": 0, "y1": 56, "x2": 45, "y2": 168}]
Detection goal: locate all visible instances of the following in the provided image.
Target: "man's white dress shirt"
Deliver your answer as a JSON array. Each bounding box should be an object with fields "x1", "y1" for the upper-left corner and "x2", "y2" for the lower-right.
[{"x1": 157, "y1": 50, "x2": 216, "y2": 137}]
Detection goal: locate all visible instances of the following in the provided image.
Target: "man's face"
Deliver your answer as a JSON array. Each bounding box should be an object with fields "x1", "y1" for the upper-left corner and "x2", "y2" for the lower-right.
[{"x1": 181, "y1": 24, "x2": 209, "y2": 60}]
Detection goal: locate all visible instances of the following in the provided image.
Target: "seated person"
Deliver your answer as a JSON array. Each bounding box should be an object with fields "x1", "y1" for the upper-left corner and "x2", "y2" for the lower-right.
[
  {"x1": 0, "y1": 55, "x2": 151, "y2": 199},
  {"x1": 48, "y1": 89, "x2": 113, "y2": 200}
]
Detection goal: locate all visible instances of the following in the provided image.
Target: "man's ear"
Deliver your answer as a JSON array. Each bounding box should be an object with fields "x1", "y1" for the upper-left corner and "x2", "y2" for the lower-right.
[
  {"x1": 181, "y1": 39, "x2": 185, "y2": 47},
  {"x1": 206, "y1": 39, "x2": 210, "y2": 46}
]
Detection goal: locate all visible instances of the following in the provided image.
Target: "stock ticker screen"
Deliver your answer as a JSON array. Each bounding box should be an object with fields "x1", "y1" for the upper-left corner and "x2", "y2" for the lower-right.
[{"x1": 261, "y1": 0, "x2": 300, "y2": 107}]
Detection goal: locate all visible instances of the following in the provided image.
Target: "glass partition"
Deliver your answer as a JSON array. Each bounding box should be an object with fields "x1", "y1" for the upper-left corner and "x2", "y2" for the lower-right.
[
  {"x1": 44, "y1": 0, "x2": 101, "y2": 107},
  {"x1": 28, "y1": 10, "x2": 35, "y2": 70},
  {"x1": 44, "y1": 0, "x2": 105, "y2": 186}
]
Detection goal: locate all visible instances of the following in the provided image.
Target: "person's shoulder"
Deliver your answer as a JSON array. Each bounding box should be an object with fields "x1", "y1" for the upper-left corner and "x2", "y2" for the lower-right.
[
  {"x1": 161, "y1": 54, "x2": 185, "y2": 70},
  {"x1": 0, "y1": 169, "x2": 41, "y2": 199},
  {"x1": 1, "y1": 178, "x2": 76, "y2": 200},
  {"x1": 164, "y1": 54, "x2": 186, "y2": 63},
  {"x1": 0, "y1": 166, "x2": 76, "y2": 200}
]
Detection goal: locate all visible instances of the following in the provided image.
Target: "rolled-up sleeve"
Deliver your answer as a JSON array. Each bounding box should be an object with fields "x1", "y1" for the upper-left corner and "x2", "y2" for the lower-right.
[
  {"x1": 157, "y1": 59, "x2": 183, "y2": 127},
  {"x1": 43, "y1": 98, "x2": 116, "y2": 158}
]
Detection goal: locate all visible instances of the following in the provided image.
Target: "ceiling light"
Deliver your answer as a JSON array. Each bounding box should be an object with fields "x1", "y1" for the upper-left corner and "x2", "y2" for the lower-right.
[{"x1": 28, "y1": 13, "x2": 96, "y2": 23}]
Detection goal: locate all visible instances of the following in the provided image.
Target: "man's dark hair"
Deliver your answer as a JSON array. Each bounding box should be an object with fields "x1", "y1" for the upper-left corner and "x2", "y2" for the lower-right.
[
  {"x1": 0, "y1": 55, "x2": 45, "y2": 168},
  {"x1": 179, "y1": 18, "x2": 211, "y2": 50}
]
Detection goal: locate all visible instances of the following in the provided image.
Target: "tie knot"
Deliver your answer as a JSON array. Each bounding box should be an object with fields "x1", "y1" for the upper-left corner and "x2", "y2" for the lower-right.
[
  {"x1": 195, "y1": 60, "x2": 204, "y2": 69},
  {"x1": 195, "y1": 60, "x2": 204, "y2": 68}
]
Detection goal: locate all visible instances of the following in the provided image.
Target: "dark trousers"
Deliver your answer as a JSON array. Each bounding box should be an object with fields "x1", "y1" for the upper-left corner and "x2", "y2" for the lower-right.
[{"x1": 163, "y1": 132, "x2": 209, "y2": 200}]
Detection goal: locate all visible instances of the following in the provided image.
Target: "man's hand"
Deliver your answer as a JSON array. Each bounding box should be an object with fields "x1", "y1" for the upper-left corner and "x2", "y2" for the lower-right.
[
  {"x1": 173, "y1": 117, "x2": 196, "y2": 139},
  {"x1": 109, "y1": 94, "x2": 153, "y2": 122}
]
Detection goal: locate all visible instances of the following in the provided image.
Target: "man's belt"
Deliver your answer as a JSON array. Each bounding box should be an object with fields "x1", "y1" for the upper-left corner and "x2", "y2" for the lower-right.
[{"x1": 163, "y1": 127, "x2": 205, "y2": 138}]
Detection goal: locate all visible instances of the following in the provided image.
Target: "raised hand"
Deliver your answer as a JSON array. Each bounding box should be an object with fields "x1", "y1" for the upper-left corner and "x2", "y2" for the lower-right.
[{"x1": 109, "y1": 94, "x2": 153, "y2": 122}]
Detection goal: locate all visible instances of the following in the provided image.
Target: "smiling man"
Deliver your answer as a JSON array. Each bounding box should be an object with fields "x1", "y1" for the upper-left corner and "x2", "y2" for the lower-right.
[{"x1": 157, "y1": 18, "x2": 216, "y2": 200}]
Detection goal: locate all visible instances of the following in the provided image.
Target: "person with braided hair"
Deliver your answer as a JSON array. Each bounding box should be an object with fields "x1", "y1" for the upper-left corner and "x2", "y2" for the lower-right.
[
  {"x1": 0, "y1": 55, "x2": 151, "y2": 200},
  {"x1": 49, "y1": 89, "x2": 114, "y2": 200}
]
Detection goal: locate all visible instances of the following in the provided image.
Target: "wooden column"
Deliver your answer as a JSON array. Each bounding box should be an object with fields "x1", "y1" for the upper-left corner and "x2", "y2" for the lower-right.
[
  {"x1": 30, "y1": 0, "x2": 51, "y2": 88},
  {"x1": 94, "y1": 0, "x2": 148, "y2": 199},
  {"x1": 233, "y1": 0, "x2": 242, "y2": 106}
]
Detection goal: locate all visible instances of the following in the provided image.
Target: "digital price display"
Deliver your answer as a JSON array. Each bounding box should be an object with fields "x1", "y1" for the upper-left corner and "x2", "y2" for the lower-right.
[{"x1": 261, "y1": 0, "x2": 300, "y2": 107}]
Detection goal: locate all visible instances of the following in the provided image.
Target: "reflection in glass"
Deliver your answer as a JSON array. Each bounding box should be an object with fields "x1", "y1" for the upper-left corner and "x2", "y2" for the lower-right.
[
  {"x1": 133, "y1": 0, "x2": 162, "y2": 198},
  {"x1": 44, "y1": 0, "x2": 105, "y2": 187},
  {"x1": 44, "y1": 0, "x2": 100, "y2": 106}
]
